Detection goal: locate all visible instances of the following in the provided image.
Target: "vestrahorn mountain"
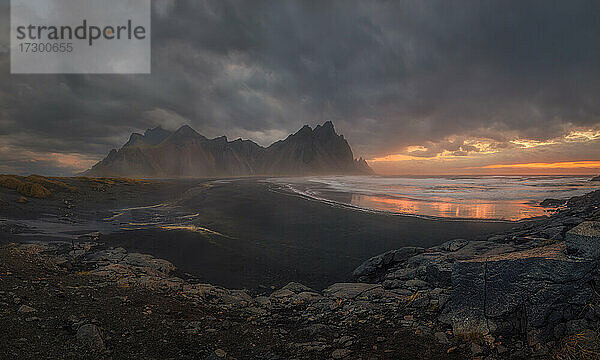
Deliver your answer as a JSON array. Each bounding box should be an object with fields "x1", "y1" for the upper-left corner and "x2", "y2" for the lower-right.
[{"x1": 84, "y1": 121, "x2": 374, "y2": 177}]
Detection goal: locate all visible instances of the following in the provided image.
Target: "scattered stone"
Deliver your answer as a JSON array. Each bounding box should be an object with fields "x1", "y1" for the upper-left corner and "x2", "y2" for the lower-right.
[
  {"x1": 205, "y1": 349, "x2": 227, "y2": 359},
  {"x1": 331, "y1": 348, "x2": 352, "y2": 359},
  {"x1": 18, "y1": 305, "x2": 36, "y2": 313},
  {"x1": 16, "y1": 196, "x2": 28, "y2": 203},
  {"x1": 471, "y1": 343, "x2": 483, "y2": 355},
  {"x1": 434, "y1": 331, "x2": 448, "y2": 344},
  {"x1": 540, "y1": 198, "x2": 566, "y2": 207},
  {"x1": 76, "y1": 324, "x2": 105, "y2": 351}
]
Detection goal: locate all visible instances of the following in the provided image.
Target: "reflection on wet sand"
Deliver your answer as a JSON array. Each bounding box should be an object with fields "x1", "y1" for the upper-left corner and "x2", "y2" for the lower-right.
[{"x1": 351, "y1": 194, "x2": 550, "y2": 221}]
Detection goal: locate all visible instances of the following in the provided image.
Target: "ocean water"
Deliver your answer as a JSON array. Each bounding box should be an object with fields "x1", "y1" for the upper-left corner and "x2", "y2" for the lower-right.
[{"x1": 269, "y1": 175, "x2": 600, "y2": 221}]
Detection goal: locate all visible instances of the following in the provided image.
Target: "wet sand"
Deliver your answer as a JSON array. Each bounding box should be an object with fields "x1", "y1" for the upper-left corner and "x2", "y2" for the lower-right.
[
  {"x1": 1, "y1": 177, "x2": 515, "y2": 290},
  {"x1": 97, "y1": 179, "x2": 514, "y2": 289}
]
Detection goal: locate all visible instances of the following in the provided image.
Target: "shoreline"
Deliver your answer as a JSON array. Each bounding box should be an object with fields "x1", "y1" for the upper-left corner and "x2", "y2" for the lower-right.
[
  {"x1": 1, "y1": 174, "x2": 599, "y2": 358},
  {"x1": 1, "y1": 176, "x2": 514, "y2": 290}
]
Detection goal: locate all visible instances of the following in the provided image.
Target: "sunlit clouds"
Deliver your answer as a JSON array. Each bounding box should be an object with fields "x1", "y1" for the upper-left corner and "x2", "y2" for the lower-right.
[{"x1": 369, "y1": 127, "x2": 600, "y2": 175}]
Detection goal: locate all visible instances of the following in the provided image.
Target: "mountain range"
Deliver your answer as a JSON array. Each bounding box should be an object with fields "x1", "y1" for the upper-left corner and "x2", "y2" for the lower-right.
[{"x1": 83, "y1": 121, "x2": 373, "y2": 177}]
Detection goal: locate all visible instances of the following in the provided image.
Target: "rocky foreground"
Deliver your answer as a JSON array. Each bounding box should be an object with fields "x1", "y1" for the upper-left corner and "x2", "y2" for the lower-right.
[{"x1": 1, "y1": 190, "x2": 599, "y2": 359}]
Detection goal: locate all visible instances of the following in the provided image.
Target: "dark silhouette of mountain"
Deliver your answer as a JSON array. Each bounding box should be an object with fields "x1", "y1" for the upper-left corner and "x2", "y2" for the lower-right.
[{"x1": 84, "y1": 122, "x2": 374, "y2": 178}]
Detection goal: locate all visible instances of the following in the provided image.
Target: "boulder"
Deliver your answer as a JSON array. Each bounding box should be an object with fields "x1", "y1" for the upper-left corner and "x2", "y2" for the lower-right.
[
  {"x1": 324, "y1": 283, "x2": 380, "y2": 299},
  {"x1": 566, "y1": 221, "x2": 600, "y2": 259},
  {"x1": 352, "y1": 247, "x2": 424, "y2": 282},
  {"x1": 120, "y1": 253, "x2": 175, "y2": 274},
  {"x1": 539, "y1": 198, "x2": 566, "y2": 208},
  {"x1": 451, "y1": 243, "x2": 596, "y2": 344},
  {"x1": 76, "y1": 324, "x2": 105, "y2": 351}
]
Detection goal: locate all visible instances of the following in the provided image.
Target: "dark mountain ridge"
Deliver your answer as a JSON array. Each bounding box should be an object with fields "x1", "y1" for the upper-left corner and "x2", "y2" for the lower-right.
[{"x1": 84, "y1": 121, "x2": 374, "y2": 177}]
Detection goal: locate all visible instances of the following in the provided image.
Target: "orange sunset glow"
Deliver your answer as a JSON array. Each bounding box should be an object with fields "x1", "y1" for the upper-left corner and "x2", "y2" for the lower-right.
[
  {"x1": 482, "y1": 161, "x2": 600, "y2": 169},
  {"x1": 366, "y1": 128, "x2": 600, "y2": 175}
]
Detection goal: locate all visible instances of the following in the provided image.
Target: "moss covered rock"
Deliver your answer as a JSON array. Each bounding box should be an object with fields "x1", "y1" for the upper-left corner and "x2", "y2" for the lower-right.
[
  {"x1": 0, "y1": 175, "x2": 24, "y2": 190},
  {"x1": 16, "y1": 182, "x2": 51, "y2": 199}
]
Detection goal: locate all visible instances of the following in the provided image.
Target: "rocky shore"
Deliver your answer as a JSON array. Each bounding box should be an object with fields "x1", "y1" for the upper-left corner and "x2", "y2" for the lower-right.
[
  {"x1": 1, "y1": 184, "x2": 599, "y2": 359},
  {"x1": 0, "y1": 235, "x2": 464, "y2": 359},
  {"x1": 354, "y1": 189, "x2": 600, "y2": 359}
]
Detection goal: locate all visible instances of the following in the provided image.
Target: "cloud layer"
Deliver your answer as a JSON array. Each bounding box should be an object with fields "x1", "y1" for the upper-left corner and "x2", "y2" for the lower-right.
[{"x1": 1, "y1": 0, "x2": 599, "y2": 174}]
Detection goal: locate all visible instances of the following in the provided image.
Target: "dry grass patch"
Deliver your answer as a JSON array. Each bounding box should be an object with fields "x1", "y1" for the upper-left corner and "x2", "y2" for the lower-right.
[
  {"x1": 75, "y1": 176, "x2": 151, "y2": 186},
  {"x1": 0, "y1": 175, "x2": 24, "y2": 190},
  {"x1": 25, "y1": 175, "x2": 78, "y2": 192},
  {"x1": 16, "y1": 182, "x2": 51, "y2": 199},
  {"x1": 555, "y1": 330, "x2": 600, "y2": 360}
]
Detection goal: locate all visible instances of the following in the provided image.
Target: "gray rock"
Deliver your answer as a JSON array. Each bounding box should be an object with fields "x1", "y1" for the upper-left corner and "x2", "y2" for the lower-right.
[
  {"x1": 434, "y1": 331, "x2": 449, "y2": 344},
  {"x1": 331, "y1": 348, "x2": 352, "y2": 359},
  {"x1": 471, "y1": 343, "x2": 483, "y2": 355},
  {"x1": 437, "y1": 239, "x2": 468, "y2": 252},
  {"x1": 385, "y1": 267, "x2": 417, "y2": 280},
  {"x1": 451, "y1": 243, "x2": 595, "y2": 344},
  {"x1": 426, "y1": 262, "x2": 452, "y2": 287},
  {"x1": 280, "y1": 282, "x2": 314, "y2": 293},
  {"x1": 76, "y1": 324, "x2": 105, "y2": 351},
  {"x1": 120, "y1": 253, "x2": 175, "y2": 274},
  {"x1": 324, "y1": 283, "x2": 380, "y2": 299},
  {"x1": 352, "y1": 247, "x2": 424, "y2": 282},
  {"x1": 205, "y1": 349, "x2": 227, "y2": 359},
  {"x1": 18, "y1": 305, "x2": 36, "y2": 313},
  {"x1": 566, "y1": 221, "x2": 600, "y2": 259},
  {"x1": 86, "y1": 247, "x2": 126, "y2": 263}
]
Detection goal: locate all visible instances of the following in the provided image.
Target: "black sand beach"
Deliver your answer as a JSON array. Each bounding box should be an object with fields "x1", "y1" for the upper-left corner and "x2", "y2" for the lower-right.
[{"x1": 2, "y1": 177, "x2": 514, "y2": 290}]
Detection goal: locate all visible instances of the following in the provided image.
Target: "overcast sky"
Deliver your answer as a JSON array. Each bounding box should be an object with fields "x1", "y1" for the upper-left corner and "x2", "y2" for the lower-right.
[{"x1": 1, "y1": 0, "x2": 599, "y2": 175}]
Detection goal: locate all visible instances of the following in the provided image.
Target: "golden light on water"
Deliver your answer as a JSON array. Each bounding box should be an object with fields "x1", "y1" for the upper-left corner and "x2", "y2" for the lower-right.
[{"x1": 350, "y1": 194, "x2": 548, "y2": 221}]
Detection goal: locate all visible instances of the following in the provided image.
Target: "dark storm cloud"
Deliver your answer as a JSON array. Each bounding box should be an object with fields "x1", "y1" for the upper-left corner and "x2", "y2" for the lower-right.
[{"x1": 1, "y1": 0, "x2": 600, "y2": 174}]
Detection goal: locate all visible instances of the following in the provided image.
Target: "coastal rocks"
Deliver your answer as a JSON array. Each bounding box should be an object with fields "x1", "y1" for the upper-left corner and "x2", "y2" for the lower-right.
[
  {"x1": 182, "y1": 283, "x2": 252, "y2": 308},
  {"x1": 566, "y1": 221, "x2": 600, "y2": 259},
  {"x1": 352, "y1": 247, "x2": 425, "y2": 282},
  {"x1": 120, "y1": 253, "x2": 175, "y2": 274},
  {"x1": 323, "y1": 283, "x2": 395, "y2": 301},
  {"x1": 540, "y1": 198, "x2": 567, "y2": 208},
  {"x1": 269, "y1": 282, "x2": 322, "y2": 307},
  {"x1": 451, "y1": 243, "x2": 596, "y2": 344}
]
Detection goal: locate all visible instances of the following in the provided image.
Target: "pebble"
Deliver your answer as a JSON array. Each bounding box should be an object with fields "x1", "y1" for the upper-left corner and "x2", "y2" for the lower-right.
[
  {"x1": 434, "y1": 331, "x2": 449, "y2": 344},
  {"x1": 18, "y1": 305, "x2": 36, "y2": 313},
  {"x1": 331, "y1": 348, "x2": 352, "y2": 359},
  {"x1": 471, "y1": 343, "x2": 483, "y2": 355}
]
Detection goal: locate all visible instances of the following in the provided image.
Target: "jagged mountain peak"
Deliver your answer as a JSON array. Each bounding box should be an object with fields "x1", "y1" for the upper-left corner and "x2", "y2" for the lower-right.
[
  {"x1": 84, "y1": 121, "x2": 374, "y2": 177},
  {"x1": 163, "y1": 125, "x2": 205, "y2": 144}
]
